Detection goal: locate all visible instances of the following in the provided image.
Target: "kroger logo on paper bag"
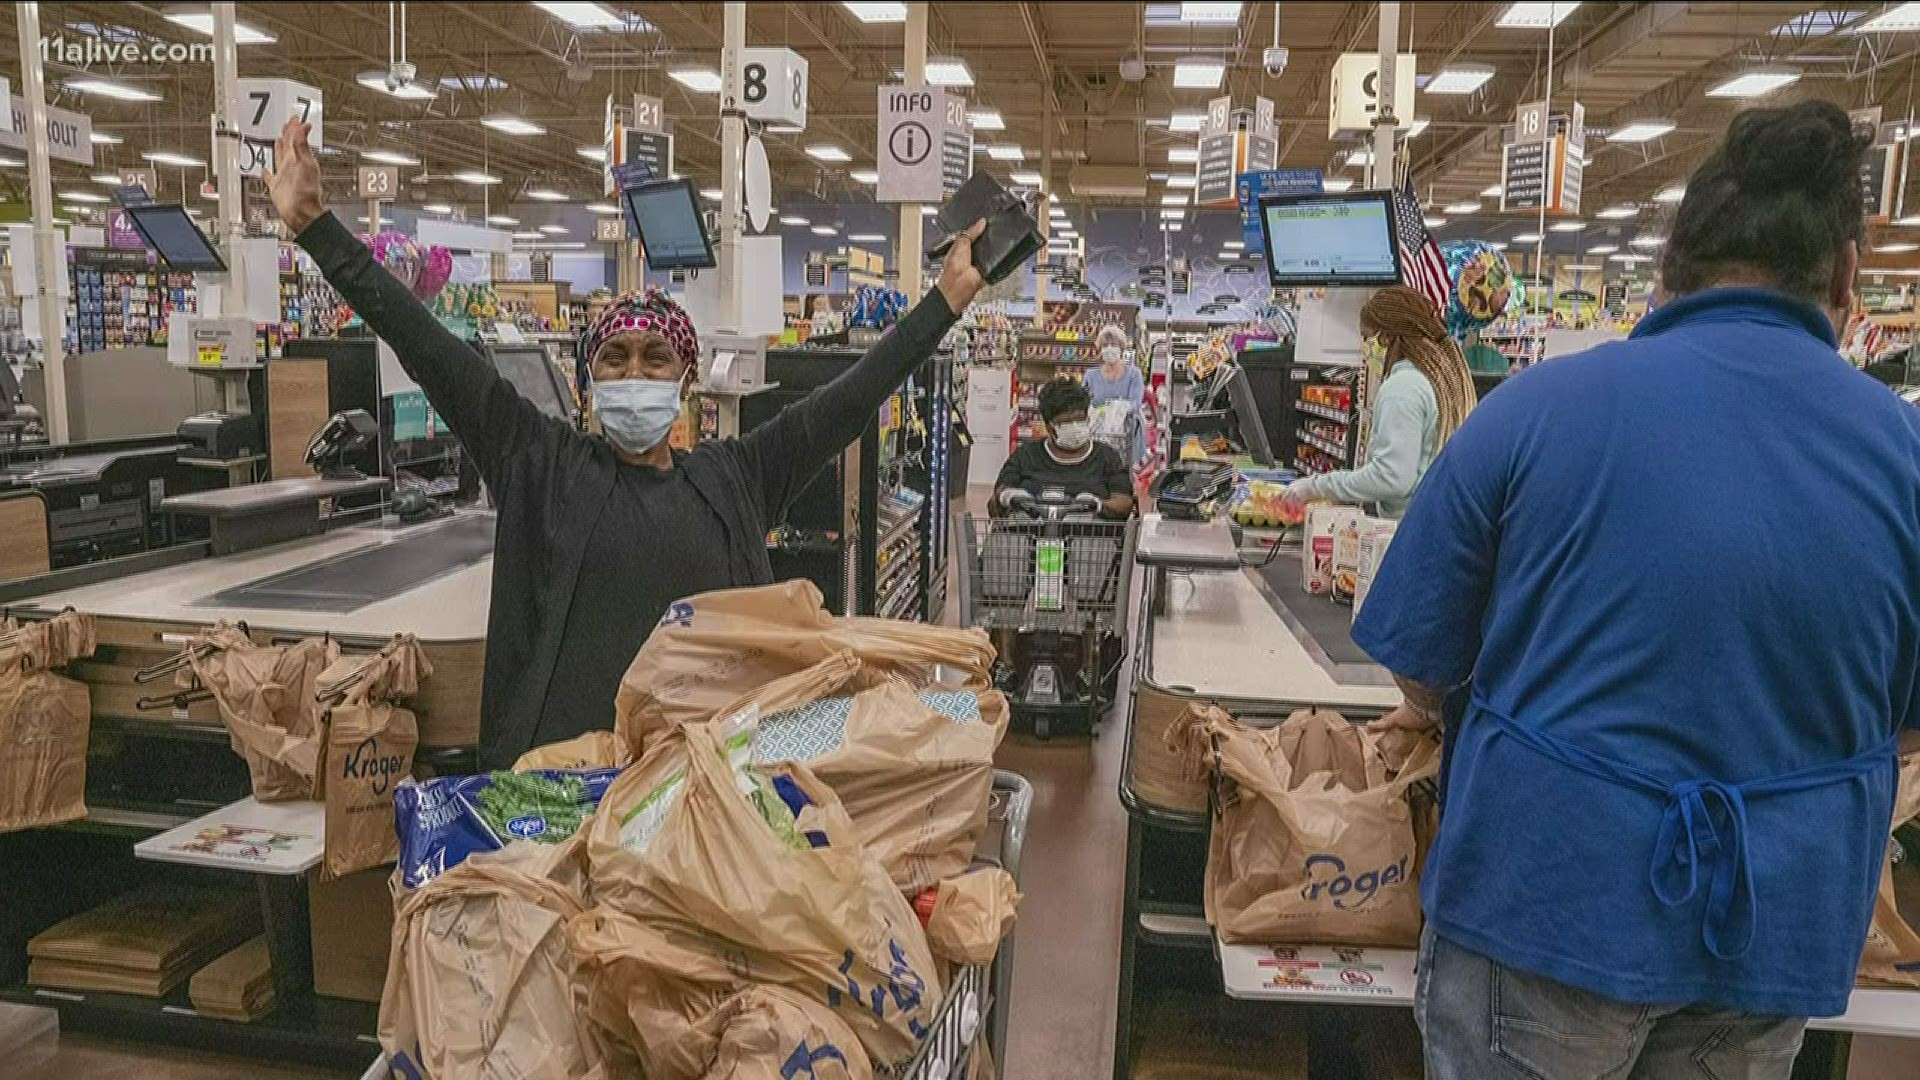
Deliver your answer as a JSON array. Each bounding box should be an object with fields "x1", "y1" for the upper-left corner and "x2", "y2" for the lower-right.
[
  {"x1": 658, "y1": 600, "x2": 696, "y2": 628},
  {"x1": 1300, "y1": 853, "x2": 1408, "y2": 911},
  {"x1": 341, "y1": 736, "x2": 407, "y2": 796}
]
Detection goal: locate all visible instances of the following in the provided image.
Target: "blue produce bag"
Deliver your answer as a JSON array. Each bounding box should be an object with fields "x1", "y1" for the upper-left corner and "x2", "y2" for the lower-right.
[{"x1": 393, "y1": 767, "x2": 620, "y2": 889}]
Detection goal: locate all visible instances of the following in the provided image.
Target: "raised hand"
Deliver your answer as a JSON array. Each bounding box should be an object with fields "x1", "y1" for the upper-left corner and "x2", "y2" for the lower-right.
[
  {"x1": 262, "y1": 117, "x2": 326, "y2": 235},
  {"x1": 936, "y1": 219, "x2": 988, "y2": 314}
]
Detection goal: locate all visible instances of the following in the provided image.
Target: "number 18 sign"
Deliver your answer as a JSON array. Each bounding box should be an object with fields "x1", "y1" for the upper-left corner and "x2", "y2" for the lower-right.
[{"x1": 232, "y1": 77, "x2": 323, "y2": 179}]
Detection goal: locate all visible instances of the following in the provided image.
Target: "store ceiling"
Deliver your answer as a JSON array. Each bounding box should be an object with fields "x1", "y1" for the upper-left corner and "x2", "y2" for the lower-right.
[{"x1": 0, "y1": 2, "x2": 1918, "y2": 251}]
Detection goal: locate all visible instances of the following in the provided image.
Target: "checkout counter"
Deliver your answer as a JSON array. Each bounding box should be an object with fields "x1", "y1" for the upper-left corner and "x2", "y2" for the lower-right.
[
  {"x1": 0, "y1": 435, "x2": 226, "y2": 571},
  {"x1": 1112, "y1": 514, "x2": 1920, "y2": 1080},
  {"x1": 0, "y1": 488, "x2": 491, "y2": 1066}
]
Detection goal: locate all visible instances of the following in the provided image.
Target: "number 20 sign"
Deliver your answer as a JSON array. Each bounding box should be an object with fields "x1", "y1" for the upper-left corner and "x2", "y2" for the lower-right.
[
  {"x1": 738, "y1": 48, "x2": 807, "y2": 131},
  {"x1": 232, "y1": 77, "x2": 323, "y2": 179}
]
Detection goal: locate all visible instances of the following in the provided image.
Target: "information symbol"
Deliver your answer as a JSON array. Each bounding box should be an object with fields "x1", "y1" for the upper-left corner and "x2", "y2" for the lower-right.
[{"x1": 890, "y1": 121, "x2": 932, "y2": 166}]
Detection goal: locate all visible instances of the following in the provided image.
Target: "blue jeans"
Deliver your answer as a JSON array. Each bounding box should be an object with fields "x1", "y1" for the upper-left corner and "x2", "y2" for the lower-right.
[{"x1": 1416, "y1": 927, "x2": 1808, "y2": 1079}]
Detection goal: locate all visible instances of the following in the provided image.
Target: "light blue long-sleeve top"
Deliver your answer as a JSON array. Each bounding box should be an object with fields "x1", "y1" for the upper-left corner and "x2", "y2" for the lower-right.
[
  {"x1": 1309, "y1": 359, "x2": 1437, "y2": 519},
  {"x1": 1083, "y1": 362, "x2": 1146, "y2": 465}
]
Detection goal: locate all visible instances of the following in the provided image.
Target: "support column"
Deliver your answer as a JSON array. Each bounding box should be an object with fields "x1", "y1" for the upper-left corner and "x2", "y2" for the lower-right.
[
  {"x1": 1370, "y1": 2, "x2": 1400, "y2": 189},
  {"x1": 16, "y1": 3, "x2": 67, "y2": 442},
  {"x1": 212, "y1": 3, "x2": 247, "y2": 317},
  {"x1": 897, "y1": 3, "x2": 928, "y2": 301},
  {"x1": 717, "y1": 2, "x2": 747, "y2": 328}
]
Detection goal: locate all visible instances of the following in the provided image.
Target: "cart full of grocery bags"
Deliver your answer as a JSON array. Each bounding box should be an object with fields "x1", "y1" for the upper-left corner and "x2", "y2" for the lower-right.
[{"x1": 381, "y1": 580, "x2": 1027, "y2": 1080}]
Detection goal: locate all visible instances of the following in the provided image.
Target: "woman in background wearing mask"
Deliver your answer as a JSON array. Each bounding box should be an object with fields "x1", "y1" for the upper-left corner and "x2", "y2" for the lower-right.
[
  {"x1": 265, "y1": 117, "x2": 987, "y2": 766},
  {"x1": 1082, "y1": 324, "x2": 1146, "y2": 466},
  {"x1": 1283, "y1": 286, "x2": 1478, "y2": 520},
  {"x1": 993, "y1": 377, "x2": 1135, "y2": 519}
]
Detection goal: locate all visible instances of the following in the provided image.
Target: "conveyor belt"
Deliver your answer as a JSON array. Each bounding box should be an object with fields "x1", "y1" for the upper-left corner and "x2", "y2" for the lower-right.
[
  {"x1": 193, "y1": 514, "x2": 495, "y2": 613},
  {"x1": 1255, "y1": 556, "x2": 1375, "y2": 667}
]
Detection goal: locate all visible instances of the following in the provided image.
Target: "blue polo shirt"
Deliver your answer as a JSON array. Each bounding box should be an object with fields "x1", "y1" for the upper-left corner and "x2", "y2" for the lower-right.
[{"x1": 1352, "y1": 288, "x2": 1920, "y2": 1017}]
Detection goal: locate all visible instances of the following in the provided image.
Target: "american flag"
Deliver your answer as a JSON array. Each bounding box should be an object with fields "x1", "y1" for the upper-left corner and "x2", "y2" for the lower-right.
[{"x1": 1393, "y1": 178, "x2": 1452, "y2": 315}]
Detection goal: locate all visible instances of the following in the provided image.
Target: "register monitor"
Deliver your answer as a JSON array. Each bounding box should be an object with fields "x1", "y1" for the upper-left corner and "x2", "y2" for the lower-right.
[
  {"x1": 485, "y1": 344, "x2": 575, "y2": 422},
  {"x1": 121, "y1": 202, "x2": 227, "y2": 272},
  {"x1": 1173, "y1": 362, "x2": 1276, "y2": 467},
  {"x1": 1256, "y1": 190, "x2": 1402, "y2": 288},
  {"x1": 622, "y1": 178, "x2": 718, "y2": 272}
]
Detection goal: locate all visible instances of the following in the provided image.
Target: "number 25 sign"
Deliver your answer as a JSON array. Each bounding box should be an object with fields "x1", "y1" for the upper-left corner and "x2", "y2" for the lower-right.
[{"x1": 232, "y1": 78, "x2": 323, "y2": 179}]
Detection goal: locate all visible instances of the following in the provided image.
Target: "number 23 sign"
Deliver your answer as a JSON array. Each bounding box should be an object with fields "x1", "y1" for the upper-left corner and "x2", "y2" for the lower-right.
[{"x1": 232, "y1": 78, "x2": 323, "y2": 178}]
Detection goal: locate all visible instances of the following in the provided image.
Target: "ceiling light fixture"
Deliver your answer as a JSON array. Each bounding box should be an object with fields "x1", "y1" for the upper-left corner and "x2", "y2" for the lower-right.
[
  {"x1": 1630, "y1": 235, "x2": 1665, "y2": 247},
  {"x1": 576, "y1": 145, "x2": 607, "y2": 162},
  {"x1": 361, "y1": 149, "x2": 419, "y2": 166},
  {"x1": 779, "y1": 214, "x2": 810, "y2": 226},
  {"x1": 1488, "y1": 241, "x2": 1509, "y2": 250},
  {"x1": 1173, "y1": 57, "x2": 1227, "y2": 90},
  {"x1": 90, "y1": 172, "x2": 120, "y2": 185},
  {"x1": 1424, "y1": 64, "x2": 1496, "y2": 95},
  {"x1": 810, "y1": 224, "x2": 838, "y2": 235},
  {"x1": 1405, "y1": 117, "x2": 1431, "y2": 138},
  {"x1": 851, "y1": 169, "x2": 880, "y2": 183},
  {"x1": 58, "y1": 191, "x2": 106, "y2": 203},
  {"x1": 926, "y1": 57, "x2": 976, "y2": 87},
  {"x1": 1595, "y1": 204, "x2": 1639, "y2": 219},
  {"x1": 841, "y1": 2, "x2": 909, "y2": 22},
  {"x1": 985, "y1": 145, "x2": 1026, "y2": 161},
  {"x1": 1010, "y1": 170, "x2": 1043, "y2": 185},
  {"x1": 90, "y1": 132, "x2": 122, "y2": 145},
  {"x1": 1443, "y1": 201, "x2": 1481, "y2": 214},
  {"x1": 1855, "y1": 3, "x2": 1920, "y2": 33},
  {"x1": 699, "y1": 188, "x2": 723, "y2": 200},
  {"x1": 422, "y1": 203, "x2": 454, "y2": 214},
  {"x1": 526, "y1": 189, "x2": 569, "y2": 202},
  {"x1": 669, "y1": 67, "x2": 724, "y2": 93},
  {"x1": 511, "y1": 231, "x2": 543, "y2": 240},
  {"x1": 1424, "y1": 216, "x2": 1447, "y2": 228},
  {"x1": 585, "y1": 202, "x2": 620, "y2": 214},
  {"x1": 68, "y1": 78, "x2": 161, "y2": 102},
  {"x1": 355, "y1": 71, "x2": 436, "y2": 100},
  {"x1": 163, "y1": 12, "x2": 276, "y2": 43},
  {"x1": 453, "y1": 170, "x2": 502, "y2": 185},
  {"x1": 1320, "y1": 177, "x2": 1355, "y2": 192},
  {"x1": 1497, "y1": 2, "x2": 1582, "y2": 29},
  {"x1": 805, "y1": 144, "x2": 852, "y2": 162},
  {"x1": 1587, "y1": 244, "x2": 1618, "y2": 254},
  {"x1": 1481, "y1": 183, "x2": 1504, "y2": 197},
  {"x1": 1168, "y1": 110, "x2": 1206, "y2": 133},
  {"x1": 1162, "y1": 193, "x2": 1188, "y2": 206},
  {"x1": 482, "y1": 115, "x2": 546, "y2": 136},
  {"x1": 1707, "y1": 66, "x2": 1802, "y2": 98},
  {"x1": 1549, "y1": 220, "x2": 1586, "y2": 232},
  {"x1": 1564, "y1": 262, "x2": 1603, "y2": 271},
  {"x1": 1609, "y1": 253, "x2": 1651, "y2": 262},
  {"x1": 1513, "y1": 232, "x2": 1543, "y2": 243},
  {"x1": 1179, "y1": 2, "x2": 1244, "y2": 24},
  {"x1": 1160, "y1": 209, "x2": 1185, "y2": 220},
  {"x1": 967, "y1": 108, "x2": 1005, "y2": 131},
  {"x1": 848, "y1": 232, "x2": 887, "y2": 242},
  {"x1": 1166, "y1": 174, "x2": 1199, "y2": 189},
  {"x1": 1874, "y1": 242, "x2": 1920, "y2": 254},
  {"x1": 486, "y1": 214, "x2": 519, "y2": 225},
  {"x1": 1607, "y1": 119, "x2": 1676, "y2": 143},
  {"x1": 142, "y1": 150, "x2": 205, "y2": 168},
  {"x1": 539, "y1": 224, "x2": 569, "y2": 234},
  {"x1": 1167, "y1": 147, "x2": 1199, "y2": 164},
  {"x1": 1345, "y1": 148, "x2": 1374, "y2": 167},
  {"x1": 532, "y1": 2, "x2": 631, "y2": 30}
]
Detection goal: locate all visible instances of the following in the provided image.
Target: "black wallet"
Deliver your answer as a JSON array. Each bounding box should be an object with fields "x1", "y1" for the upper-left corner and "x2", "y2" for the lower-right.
[{"x1": 928, "y1": 172, "x2": 1046, "y2": 284}]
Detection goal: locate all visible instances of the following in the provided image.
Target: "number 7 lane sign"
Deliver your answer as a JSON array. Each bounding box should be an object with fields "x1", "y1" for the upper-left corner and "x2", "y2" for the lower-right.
[{"x1": 233, "y1": 78, "x2": 323, "y2": 179}]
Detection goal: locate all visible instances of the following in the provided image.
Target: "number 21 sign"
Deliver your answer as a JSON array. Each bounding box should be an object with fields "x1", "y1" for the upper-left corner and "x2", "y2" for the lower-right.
[{"x1": 232, "y1": 78, "x2": 323, "y2": 178}]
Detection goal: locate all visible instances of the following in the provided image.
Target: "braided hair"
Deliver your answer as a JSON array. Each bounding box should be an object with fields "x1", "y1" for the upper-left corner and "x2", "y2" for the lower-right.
[{"x1": 1361, "y1": 286, "x2": 1477, "y2": 447}]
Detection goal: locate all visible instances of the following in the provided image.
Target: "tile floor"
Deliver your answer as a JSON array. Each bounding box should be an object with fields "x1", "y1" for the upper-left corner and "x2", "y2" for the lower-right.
[{"x1": 31, "y1": 487, "x2": 1920, "y2": 1079}]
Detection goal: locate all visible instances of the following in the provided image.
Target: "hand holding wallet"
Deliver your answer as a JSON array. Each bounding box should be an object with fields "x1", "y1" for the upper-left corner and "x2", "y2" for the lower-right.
[{"x1": 928, "y1": 172, "x2": 1046, "y2": 285}]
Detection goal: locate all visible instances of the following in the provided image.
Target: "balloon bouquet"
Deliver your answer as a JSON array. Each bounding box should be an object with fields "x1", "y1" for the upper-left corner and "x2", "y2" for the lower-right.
[
  {"x1": 1438, "y1": 239, "x2": 1523, "y2": 341},
  {"x1": 330, "y1": 230, "x2": 456, "y2": 330}
]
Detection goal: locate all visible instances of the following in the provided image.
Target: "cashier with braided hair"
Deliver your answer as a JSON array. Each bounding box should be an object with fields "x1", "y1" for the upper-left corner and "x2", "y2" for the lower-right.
[
  {"x1": 1284, "y1": 285, "x2": 1478, "y2": 519},
  {"x1": 265, "y1": 118, "x2": 987, "y2": 767}
]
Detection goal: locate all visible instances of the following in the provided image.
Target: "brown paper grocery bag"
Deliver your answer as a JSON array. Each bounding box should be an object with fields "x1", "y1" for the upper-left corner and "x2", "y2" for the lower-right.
[
  {"x1": 0, "y1": 611, "x2": 96, "y2": 833},
  {"x1": 188, "y1": 624, "x2": 338, "y2": 801},
  {"x1": 514, "y1": 730, "x2": 628, "y2": 772},
  {"x1": 570, "y1": 910, "x2": 873, "y2": 1080},
  {"x1": 614, "y1": 580, "x2": 995, "y2": 756},
  {"x1": 925, "y1": 869, "x2": 1021, "y2": 967},
  {"x1": 1205, "y1": 708, "x2": 1440, "y2": 947},
  {"x1": 320, "y1": 635, "x2": 428, "y2": 879},
  {"x1": 736, "y1": 652, "x2": 1008, "y2": 893},
  {"x1": 1859, "y1": 734, "x2": 1920, "y2": 987},
  {"x1": 380, "y1": 834, "x2": 604, "y2": 1080},
  {"x1": 584, "y1": 718, "x2": 943, "y2": 1075}
]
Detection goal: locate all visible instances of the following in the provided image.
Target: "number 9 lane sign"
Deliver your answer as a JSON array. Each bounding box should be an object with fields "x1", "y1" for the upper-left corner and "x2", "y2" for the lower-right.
[{"x1": 232, "y1": 77, "x2": 323, "y2": 179}]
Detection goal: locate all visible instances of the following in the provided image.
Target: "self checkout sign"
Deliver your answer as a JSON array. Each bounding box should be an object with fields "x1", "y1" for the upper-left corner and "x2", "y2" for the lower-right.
[
  {"x1": 738, "y1": 48, "x2": 808, "y2": 130},
  {"x1": 232, "y1": 78, "x2": 323, "y2": 178}
]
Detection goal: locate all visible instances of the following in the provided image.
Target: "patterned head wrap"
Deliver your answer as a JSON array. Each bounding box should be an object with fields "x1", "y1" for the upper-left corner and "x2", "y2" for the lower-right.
[{"x1": 579, "y1": 287, "x2": 700, "y2": 382}]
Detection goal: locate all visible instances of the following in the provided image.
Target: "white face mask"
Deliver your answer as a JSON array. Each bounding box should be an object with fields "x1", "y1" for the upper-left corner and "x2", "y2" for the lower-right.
[
  {"x1": 1052, "y1": 419, "x2": 1093, "y2": 451},
  {"x1": 1100, "y1": 345, "x2": 1125, "y2": 368},
  {"x1": 592, "y1": 377, "x2": 683, "y2": 454}
]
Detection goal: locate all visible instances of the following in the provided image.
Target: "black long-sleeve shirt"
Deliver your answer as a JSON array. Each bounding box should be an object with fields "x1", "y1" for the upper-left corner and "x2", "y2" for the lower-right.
[{"x1": 297, "y1": 211, "x2": 958, "y2": 761}]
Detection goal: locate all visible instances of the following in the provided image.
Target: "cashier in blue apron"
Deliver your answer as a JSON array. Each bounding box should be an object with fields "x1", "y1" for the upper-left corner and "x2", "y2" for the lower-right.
[
  {"x1": 1351, "y1": 100, "x2": 1920, "y2": 1077},
  {"x1": 265, "y1": 119, "x2": 988, "y2": 767}
]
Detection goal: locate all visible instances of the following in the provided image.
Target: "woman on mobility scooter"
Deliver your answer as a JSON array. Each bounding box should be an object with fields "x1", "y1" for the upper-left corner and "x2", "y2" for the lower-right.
[{"x1": 993, "y1": 378, "x2": 1135, "y2": 519}]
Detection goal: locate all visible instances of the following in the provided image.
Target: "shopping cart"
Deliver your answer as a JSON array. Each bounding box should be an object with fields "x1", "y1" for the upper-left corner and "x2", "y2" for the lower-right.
[{"x1": 957, "y1": 491, "x2": 1140, "y2": 739}]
